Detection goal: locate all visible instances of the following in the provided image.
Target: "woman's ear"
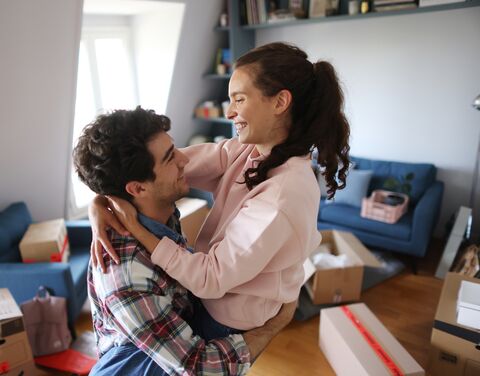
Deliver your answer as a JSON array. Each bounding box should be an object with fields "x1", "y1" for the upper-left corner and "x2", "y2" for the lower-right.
[
  {"x1": 125, "y1": 181, "x2": 145, "y2": 198},
  {"x1": 274, "y1": 89, "x2": 292, "y2": 115}
]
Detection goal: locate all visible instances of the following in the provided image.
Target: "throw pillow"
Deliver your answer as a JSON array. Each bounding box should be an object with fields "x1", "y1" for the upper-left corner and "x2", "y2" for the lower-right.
[
  {"x1": 317, "y1": 162, "x2": 356, "y2": 198},
  {"x1": 327, "y1": 169, "x2": 373, "y2": 207}
]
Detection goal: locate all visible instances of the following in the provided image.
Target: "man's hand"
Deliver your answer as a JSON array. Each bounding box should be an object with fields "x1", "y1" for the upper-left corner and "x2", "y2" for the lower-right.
[
  {"x1": 89, "y1": 195, "x2": 129, "y2": 272},
  {"x1": 242, "y1": 300, "x2": 297, "y2": 362}
]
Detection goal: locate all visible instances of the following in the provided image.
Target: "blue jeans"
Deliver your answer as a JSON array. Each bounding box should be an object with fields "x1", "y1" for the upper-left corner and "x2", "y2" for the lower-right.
[
  {"x1": 90, "y1": 343, "x2": 168, "y2": 376},
  {"x1": 190, "y1": 296, "x2": 243, "y2": 341}
]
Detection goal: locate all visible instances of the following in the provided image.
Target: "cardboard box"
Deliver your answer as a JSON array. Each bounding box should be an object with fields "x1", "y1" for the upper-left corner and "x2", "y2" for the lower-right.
[
  {"x1": 176, "y1": 198, "x2": 209, "y2": 247},
  {"x1": 0, "y1": 289, "x2": 34, "y2": 374},
  {"x1": 457, "y1": 280, "x2": 480, "y2": 330},
  {"x1": 3, "y1": 360, "x2": 39, "y2": 376},
  {"x1": 303, "y1": 231, "x2": 381, "y2": 304},
  {"x1": 429, "y1": 273, "x2": 480, "y2": 376},
  {"x1": 319, "y1": 302, "x2": 424, "y2": 376},
  {"x1": 19, "y1": 219, "x2": 69, "y2": 263}
]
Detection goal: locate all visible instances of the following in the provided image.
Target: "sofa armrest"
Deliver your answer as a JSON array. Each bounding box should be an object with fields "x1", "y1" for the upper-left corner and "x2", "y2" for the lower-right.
[
  {"x1": 66, "y1": 220, "x2": 92, "y2": 248},
  {"x1": 0, "y1": 262, "x2": 78, "y2": 323},
  {"x1": 410, "y1": 181, "x2": 444, "y2": 256}
]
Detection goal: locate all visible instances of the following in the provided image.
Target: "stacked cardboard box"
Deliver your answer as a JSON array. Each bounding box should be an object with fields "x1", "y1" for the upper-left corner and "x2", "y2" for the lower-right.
[
  {"x1": 429, "y1": 273, "x2": 480, "y2": 376},
  {"x1": 303, "y1": 230, "x2": 381, "y2": 304},
  {"x1": 0, "y1": 289, "x2": 37, "y2": 375}
]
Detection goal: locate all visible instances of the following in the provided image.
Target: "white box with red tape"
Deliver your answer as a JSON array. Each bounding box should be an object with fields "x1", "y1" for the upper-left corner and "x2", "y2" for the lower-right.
[{"x1": 319, "y1": 302, "x2": 424, "y2": 376}]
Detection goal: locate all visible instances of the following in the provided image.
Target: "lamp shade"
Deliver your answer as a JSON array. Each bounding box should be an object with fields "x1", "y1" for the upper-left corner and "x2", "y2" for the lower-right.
[{"x1": 473, "y1": 94, "x2": 480, "y2": 110}]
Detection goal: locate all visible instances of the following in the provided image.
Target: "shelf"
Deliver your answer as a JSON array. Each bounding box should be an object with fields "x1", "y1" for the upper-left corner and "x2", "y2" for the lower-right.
[
  {"x1": 214, "y1": 26, "x2": 231, "y2": 31},
  {"x1": 203, "y1": 73, "x2": 232, "y2": 80},
  {"x1": 195, "y1": 117, "x2": 233, "y2": 125},
  {"x1": 242, "y1": 0, "x2": 480, "y2": 30}
]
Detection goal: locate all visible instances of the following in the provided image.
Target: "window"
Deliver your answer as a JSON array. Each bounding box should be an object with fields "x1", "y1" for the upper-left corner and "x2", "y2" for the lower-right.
[
  {"x1": 69, "y1": 26, "x2": 139, "y2": 218},
  {"x1": 67, "y1": 2, "x2": 185, "y2": 219}
]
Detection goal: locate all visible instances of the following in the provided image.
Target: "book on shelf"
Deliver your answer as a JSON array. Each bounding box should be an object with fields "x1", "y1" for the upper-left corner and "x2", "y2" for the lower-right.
[
  {"x1": 419, "y1": 0, "x2": 465, "y2": 6},
  {"x1": 374, "y1": 2, "x2": 418, "y2": 11},
  {"x1": 374, "y1": 0, "x2": 417, "y2": 5},
  {"x1": 241, "y1": 0, "x2": 304, "y2": 26}
]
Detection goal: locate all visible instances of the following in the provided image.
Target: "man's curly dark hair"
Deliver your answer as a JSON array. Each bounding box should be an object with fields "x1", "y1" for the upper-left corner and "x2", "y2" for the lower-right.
[{"x1": 73, "y1": 106, "x2": 171, "y2": 201}]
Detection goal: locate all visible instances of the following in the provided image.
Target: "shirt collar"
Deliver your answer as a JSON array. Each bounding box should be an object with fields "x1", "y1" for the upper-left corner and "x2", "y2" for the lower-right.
[{"x1": 137, "y1": 208, "x2": 185, "y2": 245}]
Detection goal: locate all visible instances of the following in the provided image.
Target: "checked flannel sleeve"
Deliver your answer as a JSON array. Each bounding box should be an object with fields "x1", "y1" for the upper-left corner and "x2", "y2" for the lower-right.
[{"x1": 92, "y1": 239, "x2": 251, "y2": 376}]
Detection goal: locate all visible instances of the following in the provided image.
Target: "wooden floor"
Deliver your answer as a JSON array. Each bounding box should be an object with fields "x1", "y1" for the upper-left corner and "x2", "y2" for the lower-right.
[{"x1": 73, "y1": 239, "x2": 446, "y2": 375}]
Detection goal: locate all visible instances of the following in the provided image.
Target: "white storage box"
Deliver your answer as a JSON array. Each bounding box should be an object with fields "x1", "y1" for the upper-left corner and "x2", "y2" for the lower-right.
[
  {"x1": 319, "y1": 303, "x2": 424, "y2": 376},
  {"x1": 457, "y1": 280, "x2": 480, "y2": 330}
]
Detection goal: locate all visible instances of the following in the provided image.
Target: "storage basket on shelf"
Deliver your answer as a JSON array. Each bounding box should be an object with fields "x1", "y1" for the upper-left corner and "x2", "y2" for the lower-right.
[{"x1": 361, "y1": 190, "x2": 409, "y2": 224}]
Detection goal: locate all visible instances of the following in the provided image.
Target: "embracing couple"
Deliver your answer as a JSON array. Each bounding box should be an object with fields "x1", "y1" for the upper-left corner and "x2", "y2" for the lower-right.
[{"x1": 73, "y1": 42, "x2": 350, "y2": 375}]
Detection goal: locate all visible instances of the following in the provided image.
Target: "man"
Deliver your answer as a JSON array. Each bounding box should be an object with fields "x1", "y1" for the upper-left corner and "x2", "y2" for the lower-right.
[{"x1": 73, "y1": 107, "x2": 295, "y2": 375}]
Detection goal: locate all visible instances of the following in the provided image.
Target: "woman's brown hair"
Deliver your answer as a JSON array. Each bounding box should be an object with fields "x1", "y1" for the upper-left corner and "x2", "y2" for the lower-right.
[{"x1": 235, "y1": 42, "x2": 350, "y2": 199}]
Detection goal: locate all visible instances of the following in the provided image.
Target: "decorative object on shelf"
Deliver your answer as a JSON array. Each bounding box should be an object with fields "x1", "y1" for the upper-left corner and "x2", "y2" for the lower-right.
[
  {"x1": 348, "y1": 0, "x2": 360, "y2": 14},
  {"x1": 360, "y1": 0, "x2": 370, "y2": 13},
  {"x1": 361, "y1": 190, "x2": 409, "y2": 224},
  {"x1": 195, "y1": 101, "x2": 223, "y2": 119},
  {"x1": 309, "y1": 0, "x2": 339, "y2": 17},
  {"x1": 214, "y1": 48, "x2": 232, "y2": 75},
  {"x1": 219, "y1": 12, "x2": 229, "y2": 27},
  {"x1": 383, "y1": 172, "x2": 415, "y2": 196},
  {"x1": 289, "y1": 0, "x2": 308, "y2": 18}
]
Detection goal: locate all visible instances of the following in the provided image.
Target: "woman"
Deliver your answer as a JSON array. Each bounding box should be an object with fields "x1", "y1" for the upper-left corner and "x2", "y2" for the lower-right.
[{"x1": 90, "y1": 42, "x2": 350, "y2": 340}]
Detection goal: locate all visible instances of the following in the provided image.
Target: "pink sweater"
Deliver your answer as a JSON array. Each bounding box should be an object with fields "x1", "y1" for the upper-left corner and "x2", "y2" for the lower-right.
[{"x1": 151, "y1": 138, "x2": 321, "y2": 330}]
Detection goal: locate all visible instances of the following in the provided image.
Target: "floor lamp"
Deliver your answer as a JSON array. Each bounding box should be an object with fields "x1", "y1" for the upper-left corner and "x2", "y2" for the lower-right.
[{"x1": 470, "y1": 94, "x2": 480, "y2": 240}]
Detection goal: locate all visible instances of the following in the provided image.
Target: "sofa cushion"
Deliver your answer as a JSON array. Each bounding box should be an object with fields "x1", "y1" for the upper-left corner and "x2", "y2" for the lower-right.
[
  {"x1": 0, "y1": 202, "x2": 32, "y2": 263},
  {"x1": 351, "y1": 157, "x2": 436, "y2": 204},
  {"x1": 319, "y1": 202, "x2": 412, "y2": 241},
  {"x1": 328, "y1": 170, "x2": 373, "y2": 208}
]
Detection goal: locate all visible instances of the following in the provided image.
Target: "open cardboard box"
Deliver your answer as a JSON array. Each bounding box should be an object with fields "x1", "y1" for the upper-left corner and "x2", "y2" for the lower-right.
[
  {"x1": 429, "y1": 272, "x2": 480, "y2": 376},
  {"x1": 303, "y1": 230, "x2": 381, "y2": 305}
]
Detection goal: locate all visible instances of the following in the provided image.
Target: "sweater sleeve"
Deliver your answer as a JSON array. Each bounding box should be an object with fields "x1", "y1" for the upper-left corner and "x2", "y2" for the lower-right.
[
  {"x1": 180, "y1": 140, "x2": 231, "y2": 193},
  {"x1": 150, "y1": 198, "x2": 302, "y2": 299}
]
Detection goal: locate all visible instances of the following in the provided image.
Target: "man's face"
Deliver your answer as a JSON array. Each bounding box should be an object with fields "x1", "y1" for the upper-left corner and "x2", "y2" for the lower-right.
[{"x1": 142, "y1": 132, "x2": 190, "y2": 205}]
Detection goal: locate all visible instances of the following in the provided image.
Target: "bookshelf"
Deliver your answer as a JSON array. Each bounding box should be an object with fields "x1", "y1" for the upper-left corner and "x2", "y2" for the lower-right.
[
  {"x1": 193, "y1": 0, "x2": 479, "y2": 142},
  {"x1": 240, "y1": 0, "x2": 480, "y2": 30},
  {"x1": 192, "y1": 0, "x2": 254, "y2": 142}
]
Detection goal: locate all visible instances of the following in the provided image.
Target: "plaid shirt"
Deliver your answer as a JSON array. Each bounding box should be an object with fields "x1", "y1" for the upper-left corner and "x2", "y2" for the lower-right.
[{"x1": 88, "y1": 211, "x2": 251, "y2": 375}]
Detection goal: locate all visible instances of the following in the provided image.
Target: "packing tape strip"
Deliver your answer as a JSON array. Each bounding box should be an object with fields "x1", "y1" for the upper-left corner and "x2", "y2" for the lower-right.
[{"x1": 341, "y1": 305, "x2": 404, "y2": 376}]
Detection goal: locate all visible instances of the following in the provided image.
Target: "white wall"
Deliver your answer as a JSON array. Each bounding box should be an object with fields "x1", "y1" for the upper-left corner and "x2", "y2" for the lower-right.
[
  {"x1": 256, "y1": 8, "x2": 480, "y2": 235},
  {"x1": 166, "y1": 0, "x2": 226, "y2": 146},
  {"x1": 0, "y1": 0, "x2": 83, "y2": 221},
  {"x1": 132, "y1": 3, "x2": 185, "y2": 115}
]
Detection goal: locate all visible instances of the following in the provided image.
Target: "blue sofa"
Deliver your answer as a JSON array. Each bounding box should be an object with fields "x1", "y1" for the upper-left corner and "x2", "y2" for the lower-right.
[
  {"x1": 0, "y1": 202, "x2": 91, "y2": 327},
  {"x1": 317, "y1": 156, "x2": 444, "y2": 258}
]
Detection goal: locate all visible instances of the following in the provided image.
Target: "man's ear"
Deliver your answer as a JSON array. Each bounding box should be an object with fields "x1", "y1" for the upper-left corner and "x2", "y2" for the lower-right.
[
  {"x1": 274, "y1": 89, "x2": 292, "y2": 115},
  {"x1": 125, "y1": 181, "x2": 146, "y2": 198}
]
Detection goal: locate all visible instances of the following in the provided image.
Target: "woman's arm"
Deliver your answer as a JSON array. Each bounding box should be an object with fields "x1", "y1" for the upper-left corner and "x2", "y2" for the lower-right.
[
  {"x1": 89, "y1": 195, "x2": 160, "y2": 272},
  {"x1": 150, "y1": 198, "x2": 302, "y2": 299},
  {"x1": 181, "y1": 139, "x2": 232, "y2": 192}
]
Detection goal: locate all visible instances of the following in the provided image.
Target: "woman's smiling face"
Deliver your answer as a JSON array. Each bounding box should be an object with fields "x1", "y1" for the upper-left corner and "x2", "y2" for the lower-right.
[{"x1": 226, "y1": 67, "x2": 290, "y2": 154}]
